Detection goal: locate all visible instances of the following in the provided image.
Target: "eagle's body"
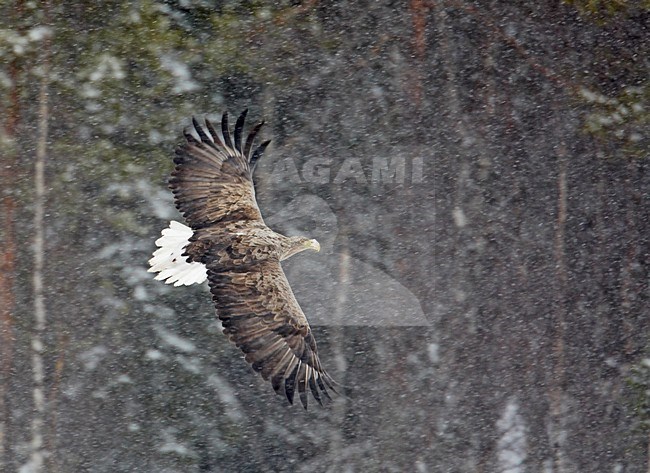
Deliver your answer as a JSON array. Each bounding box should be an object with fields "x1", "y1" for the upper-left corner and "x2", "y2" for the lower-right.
[{"x1": 149, "y1": 110, "x2": 334, "y2": 408}]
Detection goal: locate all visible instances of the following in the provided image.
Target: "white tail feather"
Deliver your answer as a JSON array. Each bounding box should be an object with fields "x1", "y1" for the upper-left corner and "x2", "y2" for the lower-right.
[{"x1": 148, "y1": 221, "x2": 207, "y2": 286}]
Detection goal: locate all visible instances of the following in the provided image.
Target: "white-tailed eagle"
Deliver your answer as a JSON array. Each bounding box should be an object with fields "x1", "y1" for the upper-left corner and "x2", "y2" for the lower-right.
[{"x1": 149, "y1": 110, "x2": 336, "y2": 408}]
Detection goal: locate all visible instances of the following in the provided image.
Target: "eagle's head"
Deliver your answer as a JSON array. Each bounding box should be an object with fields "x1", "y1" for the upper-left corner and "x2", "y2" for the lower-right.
[{"x1": 280, "y1": 236, "x2": 320, "y2": 261}]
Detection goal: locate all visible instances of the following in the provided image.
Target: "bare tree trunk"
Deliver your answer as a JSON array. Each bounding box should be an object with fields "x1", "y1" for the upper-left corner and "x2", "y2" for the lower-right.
[
  {"x1": 29, "y1": 15, "x2": 52, "y2": 472},
  {"x1": 0, "y1": 186, "x2": 17, "y2": 471},
  {"x1": 0, "y1": 1, "x2": 24, "y2": 464},
  {"x1": 328, "y1": 232, "x2": 349, "y2": 469},
  {"x1": 408, "y1": 0, "x2": 428, "y2": 111},
  {"x1": 549, "y1": 143, "x2": 568, "y2": 472}
]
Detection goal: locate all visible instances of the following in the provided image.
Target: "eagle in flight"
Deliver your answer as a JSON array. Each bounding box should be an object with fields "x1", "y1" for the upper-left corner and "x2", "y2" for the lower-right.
[{"x1": 148, "y1": 110, "x2": 336, "y2": 409}]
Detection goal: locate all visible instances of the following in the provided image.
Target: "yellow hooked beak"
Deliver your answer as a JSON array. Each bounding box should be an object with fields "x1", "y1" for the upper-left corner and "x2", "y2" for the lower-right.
[{"x1": 305, "y1": 239, "x2": 321, "y2": 252}]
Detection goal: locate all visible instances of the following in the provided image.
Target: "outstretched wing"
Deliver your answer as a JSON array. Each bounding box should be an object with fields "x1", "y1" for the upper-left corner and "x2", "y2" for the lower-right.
[
  {"x1": 207, "y1": 259, "x2": 336, "y2": 408},
  {"x1": 170, "y1": 110, "x2": 271, "y2": 230}
]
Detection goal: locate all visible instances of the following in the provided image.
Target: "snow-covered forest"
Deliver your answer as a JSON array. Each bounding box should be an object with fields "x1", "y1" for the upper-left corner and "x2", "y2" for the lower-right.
[{"x1": 0, "y1": 1, "x2": 648, "y2": 471}]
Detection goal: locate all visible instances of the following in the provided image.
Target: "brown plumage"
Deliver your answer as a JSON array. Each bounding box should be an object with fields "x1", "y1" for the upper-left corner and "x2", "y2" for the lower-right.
[{"x1": 169, "y1": 110, "x2": 335, "y2": 408}]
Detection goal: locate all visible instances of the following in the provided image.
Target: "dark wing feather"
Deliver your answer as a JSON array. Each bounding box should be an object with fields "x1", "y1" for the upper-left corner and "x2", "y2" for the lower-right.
[
  {"x1": 170, "y1": 113, "x2": 266, "y2": 229},
  {"x1": 191, "y1": 116, "x2": 216, "y2": 149},
  {"x1": 207, "y1": 259, "x2": 336, "y2": 409},
  {"x1": 221, "y1": 111, "x2": 233, "y2": 149},
  {"x1": 234, "y1": 109, "x2": 247, "y2": 153},
  {"x1": 204, "y1": 118, "x2": 225, "y2": 148},
  {"x1": 243, "y1": 121, "x2": 264, "y2": 159},
  {"x1": 250, "y1": 140, "x2": 271, "y2": 172}
]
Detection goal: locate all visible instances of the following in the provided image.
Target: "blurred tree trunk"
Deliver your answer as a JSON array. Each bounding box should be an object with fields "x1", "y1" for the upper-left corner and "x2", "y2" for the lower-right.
[
  {"x1": 28, "y1": 6, "x2": 51, "y2": 470},
  {"x1": 329, "y1": 236, "x2": 349, "y2": 469},
  {"x1": 0, "y1": 2, "x2": 24, "y2": 467},
  {"x1": 550, "y1": 142, "x2": 568, "y2": 471},
  {"x1": 0, "y1": 130, "x2": 18, "y2": 471}
]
